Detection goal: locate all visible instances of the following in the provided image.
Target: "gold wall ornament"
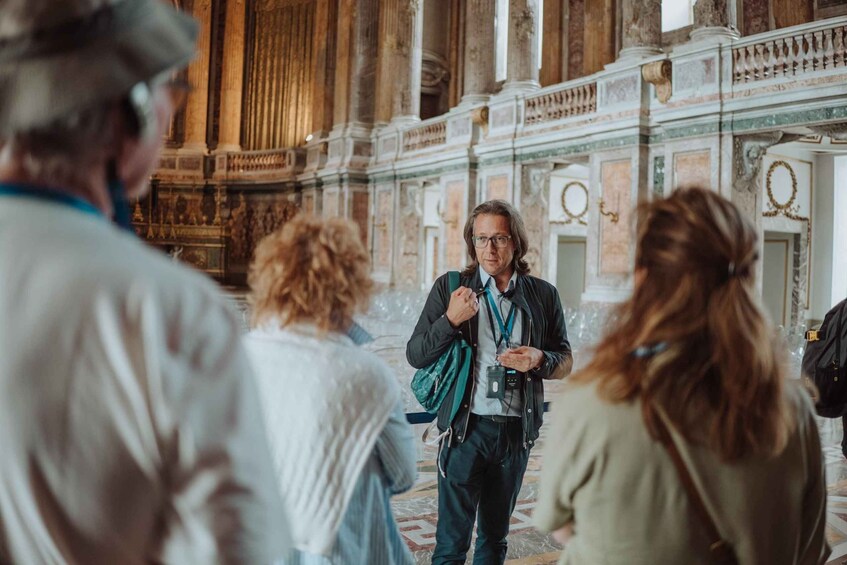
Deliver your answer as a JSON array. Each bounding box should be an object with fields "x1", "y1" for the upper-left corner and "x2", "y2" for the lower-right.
[
  {"x1": 642, "y1": 59, "x2": 672, "y2": 104},
  {"x1": 763, "y1": 158, "x2": 811, "y2": 259},
  {"x1": 560, "y1": 181, "x2": 588, "y2": 225},
  {"x1": 764, "y1": 159, "x2": 798, "y2": 213},
  {"x1": 598, "y1": 198, "x2": 620, "y2": 224}
]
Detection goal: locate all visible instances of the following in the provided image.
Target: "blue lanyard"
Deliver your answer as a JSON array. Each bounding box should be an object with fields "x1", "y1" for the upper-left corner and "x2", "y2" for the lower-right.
[
  {"x1": 0, "y1": 183, "x2": 102, "y2": 219},
  {"x1": 483, "y1": 287, "x2": 517, "y2": 349}
]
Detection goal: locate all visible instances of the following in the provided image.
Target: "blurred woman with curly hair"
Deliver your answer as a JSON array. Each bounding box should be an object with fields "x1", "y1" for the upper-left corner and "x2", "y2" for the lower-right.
[
  {"x1": 245, "y1": 215, "x2": 416, "y2": 565},
  {"x1": 535, "y1": 187, "x2": 829, "y2": 565}
]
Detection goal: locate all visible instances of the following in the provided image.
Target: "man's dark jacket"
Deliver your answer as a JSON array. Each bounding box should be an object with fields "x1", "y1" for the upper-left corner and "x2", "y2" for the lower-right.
[{"x1": 406, "y1": 269, "x2": 572, "y2": 448}]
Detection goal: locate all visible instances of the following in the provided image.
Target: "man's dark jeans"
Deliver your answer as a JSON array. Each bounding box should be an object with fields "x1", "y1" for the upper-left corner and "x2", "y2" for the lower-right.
[{"x1": 432, "y1": 414, "x2": 530, "y2": 565}]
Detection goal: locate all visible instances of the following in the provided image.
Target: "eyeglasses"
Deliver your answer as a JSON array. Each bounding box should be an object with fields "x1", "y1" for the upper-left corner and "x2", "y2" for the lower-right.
[{"x1": 472, "y1": 235, "x2": 512, "y2": 248}]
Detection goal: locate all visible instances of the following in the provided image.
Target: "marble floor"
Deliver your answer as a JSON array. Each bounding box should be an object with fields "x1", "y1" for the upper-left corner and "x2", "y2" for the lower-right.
[{"x1": 391, "y1": 416, "x2": 847, "y2": 565}]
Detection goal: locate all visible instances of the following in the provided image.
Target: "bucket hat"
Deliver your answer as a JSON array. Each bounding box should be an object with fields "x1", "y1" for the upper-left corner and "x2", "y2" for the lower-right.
[{"x1": 0, "y1": 0, "x2": 197, "y2": 135}]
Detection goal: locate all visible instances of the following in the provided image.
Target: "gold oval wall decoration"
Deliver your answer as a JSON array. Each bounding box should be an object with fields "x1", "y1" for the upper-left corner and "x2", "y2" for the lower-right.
[
  {"x1": 765, "y1": 160, "x2": 798, "y2": 212},
  {"x1": 561, "y1": 181, "x2": 589, "y2": 225}
]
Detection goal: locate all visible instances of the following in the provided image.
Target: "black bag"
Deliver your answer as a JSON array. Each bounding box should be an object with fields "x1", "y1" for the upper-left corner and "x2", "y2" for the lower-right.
[{"x1": 802, "y1": 299, "x2": 847, "y2": 418}]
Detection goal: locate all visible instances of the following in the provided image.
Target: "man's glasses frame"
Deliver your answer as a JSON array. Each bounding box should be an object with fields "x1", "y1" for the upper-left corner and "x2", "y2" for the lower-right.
[{"x1": 472, "y1": 235, "x2": 512, "y2": 248}]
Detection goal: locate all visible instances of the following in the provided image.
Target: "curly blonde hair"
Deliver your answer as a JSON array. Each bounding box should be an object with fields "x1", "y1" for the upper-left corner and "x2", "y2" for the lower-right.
[{"x1": 248, "y1": 215, "x2": 373, "y2": 333}]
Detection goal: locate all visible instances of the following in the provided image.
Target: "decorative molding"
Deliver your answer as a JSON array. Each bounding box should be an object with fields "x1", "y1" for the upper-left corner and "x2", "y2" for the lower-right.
[
  {"x1": 808, "y1": 121, "x2": 847, "y2": 141},
  {"x1": 642, "y1": 59, "x2": 672, "y2": 104},
  {"x1": 560, "y1": 181, "x2": 588, "y2": 225},
  {"x1": 764, "y1": 160, "x2": 798, "y2": 214}
]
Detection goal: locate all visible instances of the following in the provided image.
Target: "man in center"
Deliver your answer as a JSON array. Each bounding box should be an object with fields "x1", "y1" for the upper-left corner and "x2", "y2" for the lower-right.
[{"x1": 407, "y1": 199, "x2": 573, "y2": 564}]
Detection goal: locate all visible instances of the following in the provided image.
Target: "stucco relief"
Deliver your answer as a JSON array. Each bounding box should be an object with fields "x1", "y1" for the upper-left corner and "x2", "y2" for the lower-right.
[{"x1": 599, "y1": 160, "x2": 632, "y2": 275}]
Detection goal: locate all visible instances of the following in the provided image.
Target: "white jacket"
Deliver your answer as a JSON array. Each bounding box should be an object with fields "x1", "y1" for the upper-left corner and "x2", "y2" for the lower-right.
[{"x1": 0, "y1": 197, "x2": 291, "y2": 564}]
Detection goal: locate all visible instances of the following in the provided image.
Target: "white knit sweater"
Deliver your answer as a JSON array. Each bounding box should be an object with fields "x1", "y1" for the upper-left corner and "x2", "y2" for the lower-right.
[{"x1": 243, "y1": 323, "x2": 399, "y2": 556}]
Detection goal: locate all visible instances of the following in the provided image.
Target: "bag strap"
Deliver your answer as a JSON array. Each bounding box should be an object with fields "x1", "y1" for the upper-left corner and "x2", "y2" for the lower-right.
[
  {"x1": 447, "y1": 271, "x2": 460, "y2": 294},
  {"x1": 653, "y1": 411, "x2": 737, "y2": 564}
]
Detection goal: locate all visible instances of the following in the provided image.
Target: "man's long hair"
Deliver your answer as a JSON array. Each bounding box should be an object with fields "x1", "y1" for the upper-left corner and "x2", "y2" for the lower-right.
[
  {"x1": 461, "y1": 199, "x2": 530, "y2": 278},
  {"x1": 571, "y1": 187, "x2": 796, "y2": 462}
]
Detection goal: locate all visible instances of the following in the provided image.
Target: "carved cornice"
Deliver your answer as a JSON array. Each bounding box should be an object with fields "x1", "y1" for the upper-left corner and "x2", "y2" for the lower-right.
[{"x1": 808, "y1": 121, "x2": 847, "y2": 141}]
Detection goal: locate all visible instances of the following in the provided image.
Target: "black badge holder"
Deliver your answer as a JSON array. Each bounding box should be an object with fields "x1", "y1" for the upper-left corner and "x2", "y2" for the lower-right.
[{"x1": 483, "y1": 287, "x2": 517, "y2": 399}]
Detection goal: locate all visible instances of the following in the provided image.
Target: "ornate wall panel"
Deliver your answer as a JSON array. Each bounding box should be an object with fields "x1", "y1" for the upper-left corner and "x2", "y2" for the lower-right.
[
  {"x1": 599, "y1": 160, "x2": 631, "y2": 275},
  {"x1": 244, "y1": 0, "x2": 316, "y2": 149},
  {"x1": 396, "y1": 183, "x2": 422, "y2": 288},
  {"x1": 486, "y1": 174, "x2": 509, "y2": 201},
  {"x1": 520, "y1": 166, "x2": 552, "y2": 276},
  {"x1": 352, "y1": 191, "x2": 371, "y2": 246},
  {"x1": 373, "y1": 189, "x2": 393, "y2": 270},
  {"x1": 134, "y1": 184, "x2": 299, "y2": 283},
  {"x1": 443, "y1": 180, "x2": 466, "y2": 270},
  {"x1": 673, "y1": 150, "x2": 712, "y2": 190}
]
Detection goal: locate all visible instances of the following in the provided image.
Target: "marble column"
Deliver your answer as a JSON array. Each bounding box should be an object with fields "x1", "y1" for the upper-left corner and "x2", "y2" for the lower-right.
[
  {"x1": 217, "y1": 0, "x2": 246, "y2": 152},
  {"x1": 618, "y1": 0, "x2": 662, "y2": 61},
  {"x1": 375, "y1": 0, "x2": 424, "y2": 125},
  {"x1": 691, "y1": 0, "x2": 740, "y2": 41},
  {"x1": 462, "y1": 0, "x2": 496, "y2": 104},
  {"x1": 182, "y1": 0, "x2": 212, "y2": 152},
  {"x1": 503, "y1": 0, "x2": 540, "y2": 93}
]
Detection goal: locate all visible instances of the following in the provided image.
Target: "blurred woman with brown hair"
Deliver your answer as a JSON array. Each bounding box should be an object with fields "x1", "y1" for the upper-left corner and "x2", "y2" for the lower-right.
[
  {"x1": 535, "y1": 187, "x2": 829, "y2": 564},
  {"x1": 244, "y1": 215, "x2": 416, "y2": 565}
]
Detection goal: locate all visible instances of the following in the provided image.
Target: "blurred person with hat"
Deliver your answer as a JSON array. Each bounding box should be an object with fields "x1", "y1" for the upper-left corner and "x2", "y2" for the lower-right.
[{"x1": 0, "y1": 0, "x2": 291, "y2": 563}]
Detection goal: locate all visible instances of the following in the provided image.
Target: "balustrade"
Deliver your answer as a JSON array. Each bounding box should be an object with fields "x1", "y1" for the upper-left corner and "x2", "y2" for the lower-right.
[
  {"x1": 733, "y1": 21, "x2": 847, "y2": 83},
  {"x1": 524, "y1": 81, "x2": 597, "y2": 126},
  {"x1": 402, "y1": 120, "x2": 447, "y2": 152}
]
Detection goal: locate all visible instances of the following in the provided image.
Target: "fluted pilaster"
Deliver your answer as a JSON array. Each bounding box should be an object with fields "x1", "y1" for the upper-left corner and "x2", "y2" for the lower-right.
[
  {"x1": 182, "y1": 0, "x2": 212, "y2": 152},
  {"x1": 218, "y1": 0, "x2": 247, "y2": 152}
]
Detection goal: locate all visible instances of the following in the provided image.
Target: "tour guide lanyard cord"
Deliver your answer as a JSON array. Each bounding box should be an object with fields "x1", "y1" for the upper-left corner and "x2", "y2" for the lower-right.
[
  {"x1": 483, "y1": 287, "x2": 517, "y2": 351},
  {"x1": 0, "y1": 183, "x2": 102, "y2": 219}
]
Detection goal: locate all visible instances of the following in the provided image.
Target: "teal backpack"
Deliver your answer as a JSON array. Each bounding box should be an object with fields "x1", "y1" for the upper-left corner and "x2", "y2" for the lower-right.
[{"x1": 410, "y1": 271, "x2": 472, "y2": 419}]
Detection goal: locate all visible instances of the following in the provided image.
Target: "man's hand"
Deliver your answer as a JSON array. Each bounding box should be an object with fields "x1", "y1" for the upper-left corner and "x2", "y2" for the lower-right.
[
  {"x1": 498, "y1": 346, "x2": 544, "y2": 372},
  {"x1": 445, "y1": 286, "x2": 479, "y2": 327}
]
